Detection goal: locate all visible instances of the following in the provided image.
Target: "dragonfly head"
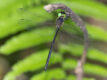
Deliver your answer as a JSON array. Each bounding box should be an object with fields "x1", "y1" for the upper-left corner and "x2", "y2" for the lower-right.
[{"x1": 58, "y1": 11, "x2": 66, "y2": 18}]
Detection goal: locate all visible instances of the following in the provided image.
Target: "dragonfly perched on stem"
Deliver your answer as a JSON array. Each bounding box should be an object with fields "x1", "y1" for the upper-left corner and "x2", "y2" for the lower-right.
[
  {"x1": 45, "y1": 12, "x2": 66, "y2": 71},
  {"x1": 17, "y1": 6, "x2": 86, "y2": 72},
  {"x1": 44, "y1": 4, "x2": 88, "y2": 80}
]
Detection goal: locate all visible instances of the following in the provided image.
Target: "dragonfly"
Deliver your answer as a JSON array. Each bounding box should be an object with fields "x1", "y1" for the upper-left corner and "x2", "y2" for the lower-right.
[
  {"x1": 45, "y1": 12, "x2": 66, "y2": 71},
  {"x1": 17, "y1": 7, "x2": 85, "y2": 71}
]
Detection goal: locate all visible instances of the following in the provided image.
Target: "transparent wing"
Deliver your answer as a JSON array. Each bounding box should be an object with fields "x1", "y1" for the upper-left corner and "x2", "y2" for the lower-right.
[
  {"x1": 16, "y1": 7, "x2": 85, "y2": 42},
  {"x1": 16, "y1": 6, "x2": 53, "y2": 31},
  {"x1": 17, "y1": 7, "x2": 40, "y2": 26}
]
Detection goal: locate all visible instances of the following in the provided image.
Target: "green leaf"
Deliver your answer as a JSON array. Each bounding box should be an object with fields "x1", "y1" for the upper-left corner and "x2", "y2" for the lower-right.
[
  {"x1": 4, "y1": 49, "x2": 63, "y2": 80},
  {"x1": 86, "y1": 24, "x2": 107, "y2": 41},
  {"x1": 0, "y1": 0, "x2": 42, "y2": 19},
  {"x1": 0, "y1": 6, "x2": 52, "y2": 38},
  {"x1": 64, "y1": 21, "x2": 107, "y2": 42},
  {"x1": 63, "y1": 59, "x2": 107, "y2": 77},
  {"x1": 30, "y1": 68, "x2": 66, "y2": 80},
  {"x1": 0, "y1": 27, "x2": 55, "y2": 54},
  {"x1": 59, "y1": 43, "x2": 107, "y2": 64},
  {"x1": 67, "y1": 75, "x2": 95, "y2": 80}
]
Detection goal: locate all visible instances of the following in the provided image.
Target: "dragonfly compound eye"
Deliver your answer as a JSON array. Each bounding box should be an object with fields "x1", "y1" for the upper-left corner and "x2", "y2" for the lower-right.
[
  {"x1": 58, "y1": 12, "x2": 66, "y2": 19},
  {"x1": 58, "y1": 13, "x2": 62, "y2": 17}
]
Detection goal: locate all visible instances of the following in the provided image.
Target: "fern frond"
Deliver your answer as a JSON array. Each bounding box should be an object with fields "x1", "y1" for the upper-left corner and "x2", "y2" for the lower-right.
[
  {"x1": 0, "y1": 6, "x2": 52, "y2": 38},
  {"x1": 0, "y1": 27, "x2": 54, "y2": 54},
  {"x1": 63, "y1": 59, "x2": 107, "y2": 77},
  {"x1": 86, "y1": 24, "x2": 107, "y2": 41},
  {"x1": 67, "y1": 75, "x2": 95, "y2": 80},
  {"x1": 64, "y1": 22, "x2": 107, "y2": 42},
  {"x1": 4, "y1": 49, "x2": 63, "y2": 80},
  {"x1": 59, "y1": 43, "x2": 107, "y2": 64},
  {"x1": 30, "y1": 68, "x2": 66, "y2": 80}
]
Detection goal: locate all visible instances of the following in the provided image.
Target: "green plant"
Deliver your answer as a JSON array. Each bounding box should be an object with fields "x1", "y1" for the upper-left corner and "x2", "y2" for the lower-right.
[{"x1": 0, "y1": 0, "x2": 107, "y2": 80}]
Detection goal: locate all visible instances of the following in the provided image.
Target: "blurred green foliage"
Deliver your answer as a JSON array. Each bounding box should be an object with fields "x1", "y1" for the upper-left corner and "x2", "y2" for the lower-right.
[
  {"x1": 4, "y1": 50, "x2": 63, "y2": 80},
  {"x1": 31, "y1": 68, "x2": 66, "y2": 80},
  {"x1": 63, "y1": 59, "x2": 107, "y2": 77},
  {"x1": 0, "y1": 28, "x2": 55, "y2": 54},
  {"x1": 0, "y1": 0, "x2": 107, "y2": 80}
]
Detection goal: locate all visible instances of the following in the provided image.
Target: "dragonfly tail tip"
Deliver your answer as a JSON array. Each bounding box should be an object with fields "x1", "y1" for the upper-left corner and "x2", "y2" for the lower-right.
[{"x1": 45, "y1": 66, "x2": 47, "y2": 72}]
